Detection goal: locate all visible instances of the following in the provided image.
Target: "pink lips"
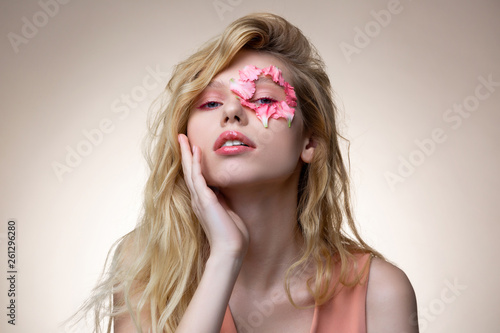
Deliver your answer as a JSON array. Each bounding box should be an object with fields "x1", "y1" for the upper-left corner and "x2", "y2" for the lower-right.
[{"x1": 213, "y1": 130, "x2": 256, "y2": 155}]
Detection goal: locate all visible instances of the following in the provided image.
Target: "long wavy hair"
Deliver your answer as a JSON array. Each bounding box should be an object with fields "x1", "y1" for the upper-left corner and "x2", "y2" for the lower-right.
[{"x1": 70, "y1": 12, "x2": 385, "y2": 333}]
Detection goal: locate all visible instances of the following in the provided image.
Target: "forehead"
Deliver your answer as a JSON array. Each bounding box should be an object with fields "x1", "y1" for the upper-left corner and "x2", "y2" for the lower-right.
[
  {"x1": 212, "y1": 50, "x2": 293, "y2": 85},
  {"x1": 207, "y1": 76, "x2": 280, "y2": 89}
]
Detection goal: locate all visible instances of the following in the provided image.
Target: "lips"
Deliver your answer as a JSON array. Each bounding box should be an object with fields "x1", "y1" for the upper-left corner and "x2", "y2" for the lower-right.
[{"x1": 213, "y1": 130, "x2": 256, "y2": 155}]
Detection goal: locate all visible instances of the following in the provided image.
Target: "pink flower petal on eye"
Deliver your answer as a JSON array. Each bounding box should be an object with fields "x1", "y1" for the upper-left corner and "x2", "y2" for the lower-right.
[
  {"x1": 254, "y1": 104, "x2": 278, "y2": 128},
  {"x1": 229, "y1": 65, "x2": 297, "y2": 128},
  {"x1": 239, "y1": 98, "x2": 257, "y2": 110},
  {"x1": 283, "y1": 82, "x2": 297, "y2": 107},
  {"x1": 271, "y1": 102, "x2": 285, "y2": 120},
  {"x1": 230, "y1": 78, "x2": 255, "y2": 100},
  {"x1": 271, "y1": 101, "x2": 295, "y2": 127},
  {"x1": 239, "y1": 65, "x2": 262, "y2": 82},
  {"x1": 261, "y1": 65, "x2": 285, "y2": 86}
]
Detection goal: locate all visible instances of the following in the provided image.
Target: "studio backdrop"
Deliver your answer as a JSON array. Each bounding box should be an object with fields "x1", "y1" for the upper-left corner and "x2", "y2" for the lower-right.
[{"x1": 1, "y1": 0, "x2": 499, "y2": 332}]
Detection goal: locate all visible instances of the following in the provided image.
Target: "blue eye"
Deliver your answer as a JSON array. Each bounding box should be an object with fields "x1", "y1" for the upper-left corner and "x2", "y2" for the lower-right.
[
  {"x1": 198, "y1": 101, "x2": 222, "y2": 110},
  {"x1": 255, "y1": 97, "x2": 277, "y2": 105}
]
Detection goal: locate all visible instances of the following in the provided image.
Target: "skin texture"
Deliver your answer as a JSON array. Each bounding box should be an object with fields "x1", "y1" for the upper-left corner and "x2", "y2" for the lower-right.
[
  {"x1": 366, "y1": 258, "x2": 419, "y2": 333},
  {"x1": 114, "y1": 50, "x2": 419, "y2": 332},
  {"x1": 187, "y1": 50, "x2": 311, "y2": 190}
]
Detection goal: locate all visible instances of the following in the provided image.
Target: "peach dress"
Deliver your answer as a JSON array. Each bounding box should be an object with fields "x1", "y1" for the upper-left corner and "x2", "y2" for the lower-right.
[{"x1": 221, "y1": 252, "x2": 373, "y2": 333}]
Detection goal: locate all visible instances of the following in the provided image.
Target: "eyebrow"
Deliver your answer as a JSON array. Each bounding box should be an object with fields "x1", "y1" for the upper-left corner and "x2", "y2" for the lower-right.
[
  {"x1": 207, "y1": 80, "x2": 226, "y2": 89},
  {"x1": 207, "y1": 76, "x2": 283, "y2": 88},
  {"x1": 255, "y1": 77, "x2": 280, "y2": 85}
]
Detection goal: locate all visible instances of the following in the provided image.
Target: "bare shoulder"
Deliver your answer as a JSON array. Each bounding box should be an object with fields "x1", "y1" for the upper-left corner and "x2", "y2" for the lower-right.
[
  {"x1": 366, "y1": 257, "x2": 419, "y2": 333},
  {"x1": 367, "y1": 257, "x2": 415, "y2": 302}
]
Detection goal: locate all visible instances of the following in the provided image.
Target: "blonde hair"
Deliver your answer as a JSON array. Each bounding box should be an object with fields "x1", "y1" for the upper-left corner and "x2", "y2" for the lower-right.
[{"x1": 71, "y1": 12, "x2": 385, "y2": 333}]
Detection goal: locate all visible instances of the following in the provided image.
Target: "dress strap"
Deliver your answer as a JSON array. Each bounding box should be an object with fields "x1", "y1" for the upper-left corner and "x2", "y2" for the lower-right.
[
  {"x1": 221, "y1": 305, "x2": 237, "y2": 333},
  {"x1": 311, "y1": 252, "x2": 373, "y2": 333}
]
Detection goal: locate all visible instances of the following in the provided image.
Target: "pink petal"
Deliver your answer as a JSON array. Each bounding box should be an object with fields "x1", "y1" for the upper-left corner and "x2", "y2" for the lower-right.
[
  {"x1": 271, "y1": 101, "x2": 295, "y2": 127},
  {"x1": 239, "y1": 65, "x2": 261, "y2": 82},
  {"x1": 283, "y1": 82, "x2": 297, "y2": 107},
  {"x1": 261, "y1": 65, "x2": 285, "y2": 86},
  {"x1": 271, "y1": 102, "x2": 284, "y2": 119},
  {"x1": 254, "y1": 104, "x2": 278, "y2": 128},
  {"x1": 229, "y1": 65, "x2": 297, "y2": 128},
  {"x1": 230, "y1": 78, "x2": 255, "y2": 100},
  {"x1": 239, "y1": 98, "x2": 257, "y2": 110}
]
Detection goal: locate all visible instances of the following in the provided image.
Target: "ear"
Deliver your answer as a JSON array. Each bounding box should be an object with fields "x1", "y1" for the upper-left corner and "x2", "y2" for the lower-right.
[{"x1": 300, "y1": 134, "x2": 316, "y2": 164}]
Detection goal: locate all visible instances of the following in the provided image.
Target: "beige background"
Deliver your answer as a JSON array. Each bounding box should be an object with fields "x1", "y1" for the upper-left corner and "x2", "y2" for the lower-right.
[{"x1": 1, "y1": 0, "x2": 499, "y2": 332}]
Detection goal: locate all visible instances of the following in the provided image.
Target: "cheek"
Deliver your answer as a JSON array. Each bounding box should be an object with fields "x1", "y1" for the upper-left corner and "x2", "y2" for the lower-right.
[
  {"x1": 186, "y1": 115, "x2": 217, "y2": 177},
  {"x1": 186, "y1": 121, "x2": 196, "y2": 144},
  {"x1": 186, "y1": 114, "x2": 209, "y2": 147},
  {"x1": 257, "y1": 124, "x2": 304, "y2": 163},
  {"x1": 275, "y1": 122, "x2": 305, "y2": 166}
]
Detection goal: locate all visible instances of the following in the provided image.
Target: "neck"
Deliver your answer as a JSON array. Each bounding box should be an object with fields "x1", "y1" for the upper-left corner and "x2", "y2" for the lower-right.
[{"x1": 219, "y1": 174, "x2": 305, "y2": 294}]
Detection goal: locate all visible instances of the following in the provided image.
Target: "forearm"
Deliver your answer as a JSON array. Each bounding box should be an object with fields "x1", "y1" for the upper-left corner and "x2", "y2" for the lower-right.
[{"x1": 176, "y1": 254, "x2": 242, "y2": 333}]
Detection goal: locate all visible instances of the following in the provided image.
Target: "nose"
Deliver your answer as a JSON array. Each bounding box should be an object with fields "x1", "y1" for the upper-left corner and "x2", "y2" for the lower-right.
[{"x1": 220, "y1": 97, "x2": 249, "y2": 126}]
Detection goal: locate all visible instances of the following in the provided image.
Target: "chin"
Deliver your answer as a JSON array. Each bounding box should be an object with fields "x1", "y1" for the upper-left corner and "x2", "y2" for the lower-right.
[
  {"x1": 203, "y1": 169, "x2": 260, "y2": 189},
  {"x1": 206, "y1": 175, "x2": 249, "y2": 189},
  {"x1": 203, "y1": 162, "x2": 300, "y2": 189}
]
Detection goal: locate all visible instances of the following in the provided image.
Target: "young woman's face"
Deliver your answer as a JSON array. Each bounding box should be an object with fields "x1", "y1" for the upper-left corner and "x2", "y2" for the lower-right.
[{"x1": 187, "y1": 50, "x2": 314, "y2": 189}]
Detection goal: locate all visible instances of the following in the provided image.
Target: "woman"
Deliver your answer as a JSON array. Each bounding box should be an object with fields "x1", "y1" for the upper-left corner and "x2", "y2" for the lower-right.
[{"x1": 78, "y1": 12, "x2": 418, "y2": 333}]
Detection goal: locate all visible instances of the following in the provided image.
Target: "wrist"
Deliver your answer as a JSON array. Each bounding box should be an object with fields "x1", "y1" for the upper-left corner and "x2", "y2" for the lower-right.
[
  {"x1": 206, "y1": 253, "x2": 244, "y2": 274},
  {"x1": 210, "y1": 241, "x2": 248, "y2": 263}
]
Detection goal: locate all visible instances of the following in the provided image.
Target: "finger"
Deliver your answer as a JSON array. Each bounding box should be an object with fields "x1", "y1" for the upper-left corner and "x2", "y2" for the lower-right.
[
  {"x1": 178, "y1": 134, "x2": 193, "y2": 167},
  {"x1": 178, "y1": 134, "x2": 194, "y2": 188},
  {"x1": 191, "y1": 145, "x2": 215, "y2": 205}
]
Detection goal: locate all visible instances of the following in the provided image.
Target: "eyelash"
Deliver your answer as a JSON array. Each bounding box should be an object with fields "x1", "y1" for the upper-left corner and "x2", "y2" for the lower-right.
[
  {"x1": 197, "y1": 96, "x2": 278, "y2": 110},
  {"x1": 198, "y1": 101, "x2": 222, "y2": 110},
  {"x1": 253, "y1": 96, "x2": 278, "y2": 105}
]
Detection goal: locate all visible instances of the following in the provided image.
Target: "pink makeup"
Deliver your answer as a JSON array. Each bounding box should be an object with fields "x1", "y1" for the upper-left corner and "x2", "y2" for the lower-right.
[{"x1": 229, "y1": 65, "x2": 297, "y2": 128}]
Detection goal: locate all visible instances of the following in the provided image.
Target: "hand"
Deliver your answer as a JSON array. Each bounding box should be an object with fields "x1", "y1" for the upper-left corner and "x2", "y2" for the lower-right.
[{"x1": 178, "y1": 134, "x2": 249, "y2": 260}]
